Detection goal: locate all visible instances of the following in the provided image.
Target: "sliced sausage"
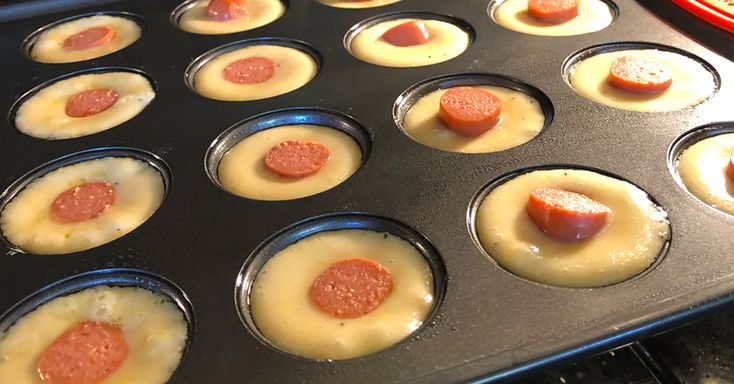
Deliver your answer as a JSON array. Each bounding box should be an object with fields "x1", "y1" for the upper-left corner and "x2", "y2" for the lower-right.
[
  {"x1": 527, "y1": 187, "x2": 611, "y2": 242},
  {"x1": 263, "y1": 140, "x2": 330, "y2": 178},
  {"x1": 62, "y1": 26, "x2": 116, "y2": 51},
  {"x1": 310, "y1": 258, "x2": 393, "y2": 319},
  {"x1": 65, "y1": 89, "x2": 119, "y2": 118},
  {"x1": 438, "y1": 86, "x2": 502, "y2": 137},
  {"x1": 50, "y1": 182, "x2": 116, "y2": 224},
  {"x1": 380, "y1": 20, "x2": 430, "y2": 47},
  {"x1": 207, "y1": 0, "x2": 250, "y2": 21},
  {"x1": 37, "y1": 321, "x2": 128, "y2": 384},
  {"x1": 727, "y1": 155, "x2": 734, "y2": 182},
  {"x1": 608, "y1": 55, "x2": 673, "y2": 93},
  {"x1": 527, "y1": 0, "x2": 581, "y2": 23},
  {"x1": 222, "y1": 57, "x2": 275, "y2": 84}
]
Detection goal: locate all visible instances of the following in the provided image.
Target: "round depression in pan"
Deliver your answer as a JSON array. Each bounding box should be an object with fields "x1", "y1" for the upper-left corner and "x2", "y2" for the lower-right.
[
  {"x1": 23, "y1": 11, "x2": 144, "y2": 64},
  {"x1": 563, "y1": 42, "x2": 719, "y2": 113},
  {"x1": 488, "y1": 0, "x2": 617, "y2": 37},
  {"x1": 0, "y1": 268, "x2": 193, "y2": 384},
  {"x1": 8, "y1": 67, "x2": 156, "y2": 140},
  {"x1": 344, "y1": 12, "x2": 475, "y2": 68},
  {"x1": 205, "y1": 108, "x2": 370, "y2": 201},
  {"x1": 0, "y1": 147, "x2": 171, "y2": 255},
  {"x1": 468, "y1": 165, "x2": 670, "y2": 288},
  {"x1": 185, "y1": 38, "x2": 321, "y2": 101},
  {"x1": 669, "y1": 122, "x2": 734, "y2": 217},
  {"x1": 235, "y1": 213, "x2": 447, "y2": 360},
  {"x1": 318, "y1": 0, "x2": 402, "y2": 8},
  {"x1": 172, "y1": 0, "x2": 286, "y2": 35},
  {"x1": 393, "y1": 73, "x2": 553, "y2": 153}
]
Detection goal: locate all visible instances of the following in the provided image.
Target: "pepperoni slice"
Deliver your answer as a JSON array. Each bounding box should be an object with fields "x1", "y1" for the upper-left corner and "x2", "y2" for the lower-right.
[
  {"x1": 62, "y1": 26, "x2": 116, "y2": 51},
  {"x1": 65, "y1": 89, "x2": 119, "y2": 118},
  {"x1": 222, "y1": 57, "x2": 276, "y2": 84},
  {"x1": 310, "y1": 258, "x2": 394, "y2": 319},
  {"x1": 207, "y1": 0, "x2": 250, "y2": 21},
  {"x1": 37, "y1": 321, "x2": 128, "y2": 384},
  {"x1": 527, "y1": 187, "x2": 611, "y2": 242},
  {"x1": 50, "y1": 182, "x2": 116, "y2": 224},
  {"x1": 438, "y1": 86, "x2": 502, "y2": 137},
  {"x1": 726, "y1": 155, "x2": 734, "y2": 182},
  {"x1": 608, "y1": 56, "x2": 673, "y2": 94},
  {"x1": 380, "y1": 20, "x2": 431, "y2": 47},
  {"x1": 263, "y1": 140, "x2": 330, "y2": 178},
  {"x1": 527, "y1": 0, "x2": 581, "y2": 23}
]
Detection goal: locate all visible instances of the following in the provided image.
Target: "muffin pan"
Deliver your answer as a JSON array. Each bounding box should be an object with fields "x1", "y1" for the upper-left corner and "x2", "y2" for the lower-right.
[{"x1": 2, "y1": 0, "x2": 734, "y2": 382}]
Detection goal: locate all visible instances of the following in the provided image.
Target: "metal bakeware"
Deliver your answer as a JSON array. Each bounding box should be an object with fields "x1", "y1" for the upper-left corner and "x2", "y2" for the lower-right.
[{"x1": 1, "y1": 0, "x2": 734, "y2": 382}]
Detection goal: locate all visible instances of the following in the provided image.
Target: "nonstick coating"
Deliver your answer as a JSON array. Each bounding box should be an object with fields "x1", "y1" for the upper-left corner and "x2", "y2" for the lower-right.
[{"x1": 1, "y1": 0, "x2": 734, "y2": 383}]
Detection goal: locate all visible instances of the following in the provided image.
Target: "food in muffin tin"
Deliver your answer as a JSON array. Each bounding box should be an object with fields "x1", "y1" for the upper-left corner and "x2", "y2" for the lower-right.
[
  {"x1": 178, "y1": 0, "x2": 285, "y2": 34},
  {"x1": 217, "y1": 124, "x2": 361, "y2": 200},
  {"x1": 475, "y1": 168, "x2": 670, "y2": 288},
  {"x1": 193, "y1": 43, "x2": 317, "y2": 101},
  {"x1": 318, "y1": 0, "x2": 402, "y2": 9},
  {"x1": 349, "y1": 17, "x2": 469, "y2": 67},
  {"x1": 568, "y1": 48, "x2": 715, "y2": 112},
  {"x1": 250, "y1": 229, "x2": 434, "y2": 360},
  {"x1": 15, "y1": 72, "x2": 154, "y2": 140},
  {"x1": 493, "y1": 0, "x2": 614, "y2": 36},
  {"x1": 0, "y1": 157, "x2": 164, "y2": 255},
  {"x1": 0, "y1": 286, "x2": 188, "y2": 384},
  {"x1": 401, "y1": 84, "x2": 545, "y2": 153},
  {"x1": 677, "y1": 132, "x2": 734, "y2": 216},
  {"x1": 29, "y1": 15, "x2": 141, "y2": 63}
]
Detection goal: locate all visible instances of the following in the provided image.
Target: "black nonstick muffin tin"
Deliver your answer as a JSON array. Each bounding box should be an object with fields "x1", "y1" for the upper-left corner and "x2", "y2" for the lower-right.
[{"x1": 1, "y1": 0, "x2": 734, "y2": 383}]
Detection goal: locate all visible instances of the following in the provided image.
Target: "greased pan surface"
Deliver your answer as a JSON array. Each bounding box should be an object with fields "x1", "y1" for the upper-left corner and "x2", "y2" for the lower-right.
[{"x1": 1, "y1": 0, "x2": 734, "y2": 382}]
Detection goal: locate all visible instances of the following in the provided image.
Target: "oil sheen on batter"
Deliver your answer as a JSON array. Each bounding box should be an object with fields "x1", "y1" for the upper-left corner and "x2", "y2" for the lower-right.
[
  {"x1": 0, "y1": 286, "x2": 188, "y2": 384},
  {"x1": 476, "y1": 169, "x2": 670, "y2": 288},
  {"x1": 193, "y1": 44, "x2": 318, "y2": 101},
  {"x1": 178, "y1": 0, "x2": 285, "y2": 34},
  {"x1": 493, "y1": 0, "x2": 614, "y2": 36},
  {"x1": 30, "y1": 15, "x2": 141, "y2": 63},
  {"x1": 250, "y1": 229, "x2": 434, "y2": 360},
  {"x1": 402, "y1": 85, "x2": 545, "y2": 153},
  {"x1": 568, "y1": 49, "x2": 716, "y2": 112},
  {"x1": 0, "y1": 157, "x2": 165, "y2": 255},
  {"x1": 350, "y1": 18, "x2": 470, "y2": 67},
  {"x1": 15, "y1": 72, "x2": 155, "y2": 140},
  {"x1": 218, "y1": 124, "x2": 361, "y2": 200},
  {"x1": 677, "y1": 133, "x2": 734, "y2": 215}
]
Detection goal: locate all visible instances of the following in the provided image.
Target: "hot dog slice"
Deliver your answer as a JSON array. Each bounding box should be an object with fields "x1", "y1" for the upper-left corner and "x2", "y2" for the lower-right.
[
  {"x1": 310, "y1": 258, "x2": 393, "y2": 319},
  {"x1": 206, "y1": 0, "x2": 250, "y2": 21},
  {"x1": 439, "y1": 86, "x2": 502, "y2": 137},
  {"x1": 727, "y1": 155, "x2": 734, "y2": 182},
  {"x1": 527, "y1": 0, "x2": 580, "y2": 23},
  {"x1": 62, "y1": 26, "x2": 116, "y2": 51},
  {"x1": 37, "y1": 321, "x2": 128, "y2": 384},
  {"x1": 608, "y1": 56, "x2": 673, "y2": 93},
  {"x1": 527, "y1": 187, "x2": 611, "y2": 241},
  {"x1": 50, "y1": 182, "x2": 116, "y2": 224},
  {"x1": 65, "y1": 89, "x2": 120, "y2": 118},
  {"x1": 380, "y1": 20, "x2": 430, "y2": 47},
  {"x1": 263, "y1": 140, "x2": 330, "y2": 178},
  {"x1": 222, "y1": 57, "x2": 276, "y2": 84}
]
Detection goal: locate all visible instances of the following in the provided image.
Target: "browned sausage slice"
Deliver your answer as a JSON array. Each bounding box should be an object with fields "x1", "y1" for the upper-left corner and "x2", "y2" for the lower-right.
[
  {"x1": 527, "y1": 187, "x2": 611, "y2": 242},
  {"x1": 37, "y1": 321, "x2": 128, "y2": 384},
  {"x1": 222, "y1": 57, "x2": 276, "y2": 84},
  {"x1": 50, "y1": 182, "x2": 116, "y2": 224},
  {"x1": 263, "y1": 140, "x2": 330, "y2": 178},
  {"x1": 62, "y1": 26, "x2": 116, "y2": 51},
  {"x1": 438, "y1": 86, "x2": 502, "y2": 137},
  {"x1": 65, "y1": 89, "x2": 119, "y2": 118},
  {"x1": 527, "y1": 0, "x2": 580, "y2": 23},
  {"x1": 608, "y1": 56, "x2": 673, "y2": 93},
  {"x1": 310, "y1": 258, "x2": 394, "y2": 319}
]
